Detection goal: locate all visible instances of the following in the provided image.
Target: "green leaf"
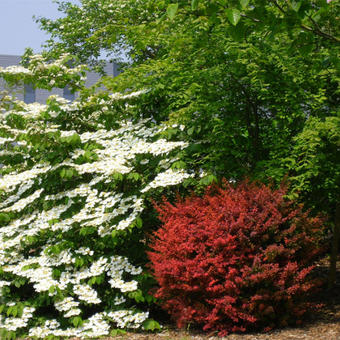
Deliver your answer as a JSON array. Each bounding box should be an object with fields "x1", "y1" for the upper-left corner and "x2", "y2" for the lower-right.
[
  {"x1": 199, "y1": 174, "x2": 217, "y2": 186},
  {"x1": 65, "y1": 169, "x2": 75, "y2": 179},
  {"x1": 112, "y1": 172, "x2": 123, "y2": 181},
  {"x1": 61, "y1": 133, "x2": 81, "y2": 146},
  {"x1": 14, "y1": 281, "x2": 21, "y2": 288},
  {"x1": 128, "y1": 172, "x2": 141, "y2": 181},
  {"x1": 49, "y1": 286, "x2": 56, "y2": 294},
  {"x1": 191, "y1": 0, "x2": 199, "y2": 11},
  {"x1": 0, "y1": 213, "x2": 10, "y2": 224},
  {"x1": 46, "y1": 335, "x2": 57, "y2": 340},
  {"x1": 75, "y1": 257, "x2": 84, "y2": 267},
  {"x1": 227, "y1": 22, "x2": 246, "y2": 42},
  {"x1": 88, "y1": 277, "x2": 96, "y2": 286},
  {"x1": 187, "y1": 126, "x2": 195, "y2": 136},
  {"x1": 167, "y1": 3, "x2": 178, "y2": 20},
  {"x1": 60, "y1": 168, "x2": 66, "y2": 178},
  {"x1": 83, "y1": 150, "x2": 92, "y2": 161},
  {"x1": 71, "y1": 316, "x2": 82, "y2": 327},
  {"x1": 171, "y1": 160, "x2": 186, "y2": 169},
  {"x1": 135, "y1": 217, "x2": 143, "y2": 228},
  {"x1": 79, "y1": 226, "x2": 95, "y2": 236},
  {"x1": 128, "y1": 289, "x2": 145, "y2": 303},
  {"x1": 12, "y1": 306, "x2": 17, "y2": 317},
  {"x1": 226, "y1": 8, "x2": 241, "y2": 26},
  {"x1": 95, "y1": 275, "x2": 104, "y2": 284},
  {"x1": 291, "y1": 1, "x2": 302, "y2": 12},
  {"x1": 143, "y1": 319, "x2": 161, "y2": 331},
  {"x1": 110, "y1": 329, "x2": 127, "y2": 336},
  {"x1": 240, "y1": 0, "x2": 249, "y2": 9},
  {"x1": 6, "y1": 306, "x2": 16, "y2": 316},
  {"x1": 145, "y1": 294, "x2": 155, "y2": 304}
]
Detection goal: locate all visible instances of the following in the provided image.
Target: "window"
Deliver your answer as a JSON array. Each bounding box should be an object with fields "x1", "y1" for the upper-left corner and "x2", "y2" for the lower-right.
[
  {"x1": 63, "y1": 86, "x2": 75, "y2": 101},
  {"x1": 113, "y1": 63, "x2": 121, "y2": 77},
  {"x1": 24, "y1": 83, "x2": 36, "y2": 103}
]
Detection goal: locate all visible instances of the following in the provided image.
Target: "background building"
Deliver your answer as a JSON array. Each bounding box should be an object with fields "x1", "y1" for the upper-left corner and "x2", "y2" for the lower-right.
[{"x1": 0, "y1": 54, "x2": 121, "y2": 103}]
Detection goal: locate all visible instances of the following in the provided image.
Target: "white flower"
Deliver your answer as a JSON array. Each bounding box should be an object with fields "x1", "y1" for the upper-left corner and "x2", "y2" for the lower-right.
[
  {"x1": 1, "y1": 189, "x2": 43, "y2": 212},
  {"x1": 73, "y1": 284, "x2": 101, "y2": 304},
  {"x1": 140, "y1": 159, "x2": 149, "y2": 165},
  {"x1": 141, "y1": 169, "x2": 194, "y2": 193}
]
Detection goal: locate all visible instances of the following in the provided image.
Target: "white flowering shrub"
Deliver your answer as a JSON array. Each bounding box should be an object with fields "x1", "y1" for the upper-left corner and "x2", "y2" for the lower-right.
[{"x1": 0, "y1": 56, "x2": 194, "y2": 339}]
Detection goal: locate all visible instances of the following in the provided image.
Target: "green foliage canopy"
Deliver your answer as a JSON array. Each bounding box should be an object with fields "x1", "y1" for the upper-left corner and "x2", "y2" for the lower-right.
[{"x1": 36, "y1": 0, "x2": 339, "y2": 182}]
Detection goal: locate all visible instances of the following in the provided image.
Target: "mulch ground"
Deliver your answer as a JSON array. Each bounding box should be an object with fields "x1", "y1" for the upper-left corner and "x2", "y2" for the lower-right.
[{"x1": 100, "y1": 257, "x2": 340, "y2": 340}]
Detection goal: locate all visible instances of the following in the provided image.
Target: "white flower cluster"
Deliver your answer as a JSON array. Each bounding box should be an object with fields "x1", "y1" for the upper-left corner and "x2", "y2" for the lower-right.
[
  {"x1": 0, "y1": 164, "x2": 50, "y2": 192},
  {"x1": 28, "y1": 313, "x2": 110, "y2": 338},
  {"x1": 27, "y1": 309, "x2": 149, "y2": 338},
  {"x1": 55, "y1": 297, "x2": 79, "y2": 312},
  {"x1": 0, "y1": 179, "x2": 35, "y2": 209},
  {"x1": 114, "y1": 295, "x2": 126, "y2": 305},
  {"x1": 0, "y1": 137, "x2": 14, "y2": 145},
  {"x1": 141, "y1": 168, "x2": 194, "y2": 193},
  {"x1": 0, "y1": 53, "x2": 87, "y2": 90},
  {"x1": 131, "y1": 139, "x2": 188, "y2": 156},
  {"x1": 0, "y1": 280, "x2": 11, "y2": 289},
  {"x1": 0, "y1": 65, "x2": 32, "y2": 76},
  {"x1": 1, "y1": 102, "x2": 47, "y2": 119},
  {"x1": 1, "y1": 188, "x2": 43, "y2": 212},
  {"x1": 107, "y1": 310, "x2": 149, "y2": 329},
  {"x1": 0, "y1": 307, "x2": 35, "y2": 332},
  {"x1": 73, "y1": 284, "x2": 101, "y2": 304}
]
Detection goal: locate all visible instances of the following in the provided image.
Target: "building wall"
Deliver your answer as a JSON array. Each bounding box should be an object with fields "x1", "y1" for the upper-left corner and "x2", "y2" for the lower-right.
[
  {"x1": 0, "y1": 55, "x2": 25, "y2": 101},
  {"x1": 0, "y1": 54, "x2": 120, "y2": 104}
]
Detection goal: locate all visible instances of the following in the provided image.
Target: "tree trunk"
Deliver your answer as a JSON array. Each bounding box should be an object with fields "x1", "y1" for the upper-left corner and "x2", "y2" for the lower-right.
[{"x1": 328, "y1": 202, "x2": 340, "y2": 289}]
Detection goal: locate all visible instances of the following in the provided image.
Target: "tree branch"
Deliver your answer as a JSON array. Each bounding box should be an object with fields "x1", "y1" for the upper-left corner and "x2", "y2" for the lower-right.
[
  {"x1": 303, "y1": 17, "x2": 340, "y2": 43},
  {"x1": 271, "y1": 0, "x2": 340, "y2": 43}
]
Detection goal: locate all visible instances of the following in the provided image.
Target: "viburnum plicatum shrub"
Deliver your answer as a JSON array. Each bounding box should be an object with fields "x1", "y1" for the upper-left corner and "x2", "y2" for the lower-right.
[
  {"x1": 0, "y1": 55, "x2": 195, "y2": 339},
  {"x1": 149, "y1": 180, "x2": 324, "y2": 336}
]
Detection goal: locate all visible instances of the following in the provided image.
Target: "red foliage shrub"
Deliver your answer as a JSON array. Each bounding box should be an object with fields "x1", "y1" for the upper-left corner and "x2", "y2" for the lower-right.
[{"x1": 148, "y1": 180, "x2": 324, "y2": 336}]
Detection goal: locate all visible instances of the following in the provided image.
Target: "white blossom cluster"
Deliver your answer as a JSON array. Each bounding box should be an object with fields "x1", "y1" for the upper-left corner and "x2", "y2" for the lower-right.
[
  {"x1": 28, "y1": 313, "x2": 110, "y2": 338},
  {"x1": 0, "y1": 137, "x2": 15, "y2": 145},
  {"x1": 0, "y1": 65, "x2": 32, "y2": 76},
  {"x1": 73, "y1": 284, "x2": 101, "y2": 304},
  {"x1": 0, "y1": 53, "x2": 87, "y2": 90},
  {"x1": 0, "y1": 307, "x2": 35, "y2": 331},
  {"x1": 107, "y1": 310, "x2": 149, "y2": 329},
  {"x1": 141, "y1": 168, "x2": 194, "y2": 193},
  {"x1": 0, "y1": 179, "x2": 35, "y2": 209},
  {"x1": 0, "y1": 70, "x2": 193, "y2": 337},
  {"x1": 1, "y1": 188, "x2": 43, "y2": 212},
  {"x1": 27, "y1": 309, "x2": 149, "y2": 338},
  {"x1": 0, "y1": 164, "x2": 51, "y2": 192},
  {"x1": 1, "y1": 102, "x2": 47, "y2": 119}
]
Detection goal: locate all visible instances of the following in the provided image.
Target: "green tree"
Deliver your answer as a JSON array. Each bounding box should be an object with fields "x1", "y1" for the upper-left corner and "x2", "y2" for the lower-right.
[
  {"x1": 36, "y1": 0, "x2": 339, "y2": 175},
  {"x1": 277, "y1": 117, "x2": 340, "y2": 287}
]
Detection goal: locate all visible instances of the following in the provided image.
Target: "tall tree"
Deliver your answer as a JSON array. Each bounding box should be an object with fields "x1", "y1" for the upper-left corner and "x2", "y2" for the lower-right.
[{"x1": 36, "y1": 0, "x2": 339, "y2": 176}]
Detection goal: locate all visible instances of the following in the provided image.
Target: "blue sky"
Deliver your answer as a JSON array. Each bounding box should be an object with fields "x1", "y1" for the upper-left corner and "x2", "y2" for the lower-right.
[{"x1": 0, "y1": 0, "x2": 79, "y2": 56}]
